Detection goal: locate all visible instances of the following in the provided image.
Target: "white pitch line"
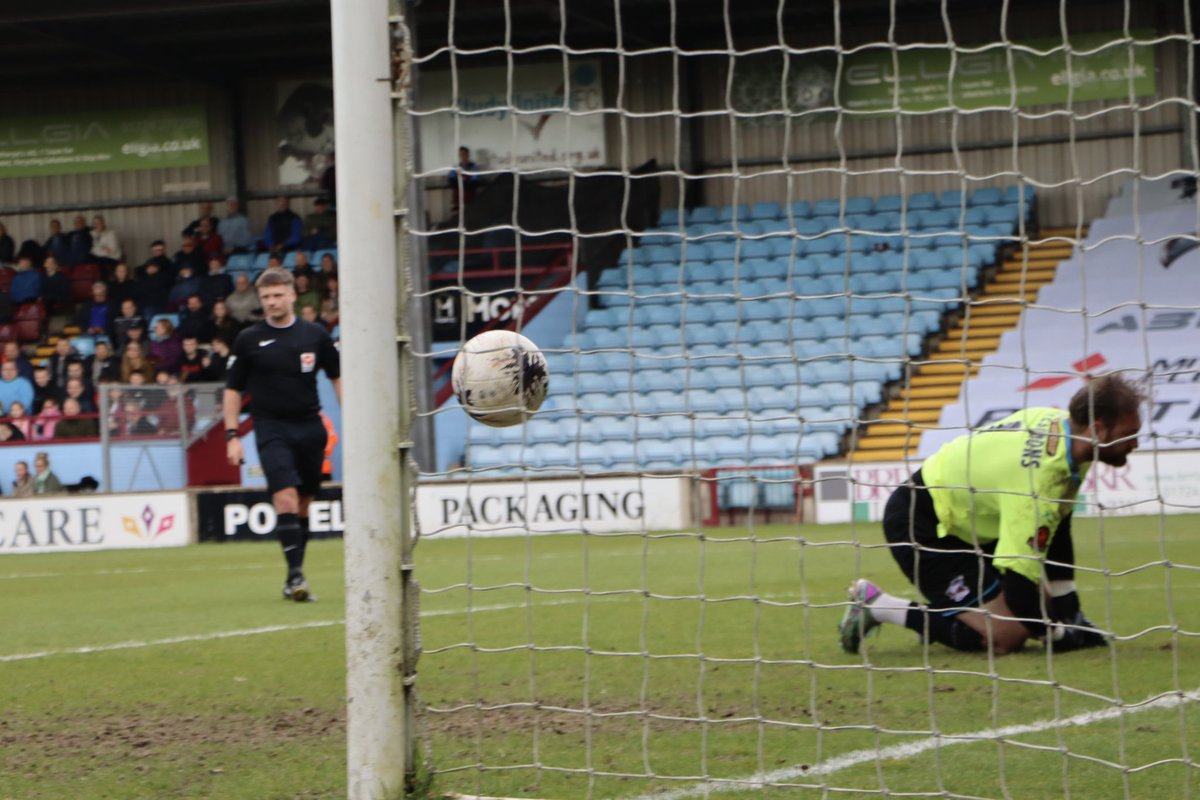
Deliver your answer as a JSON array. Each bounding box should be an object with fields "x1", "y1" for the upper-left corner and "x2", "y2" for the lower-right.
[
  {"x1": 0, "y1": 563, "x2": 277, "y2": 581},
  {"x1": 0, "y1": 599, "x2": 582, "y2": 663},
  {"x1": 634, "y1": 689, "x2": 1200, "y2": 800}
]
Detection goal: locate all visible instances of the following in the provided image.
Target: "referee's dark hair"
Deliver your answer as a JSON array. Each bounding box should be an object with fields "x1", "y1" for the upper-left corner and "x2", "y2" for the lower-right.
[
  {"x1": 1068, "y1": 373, "x2": 1144, "y2": 428},
  {"x1": 255, "y1": 268, "x2": 295, "y2": 290}
]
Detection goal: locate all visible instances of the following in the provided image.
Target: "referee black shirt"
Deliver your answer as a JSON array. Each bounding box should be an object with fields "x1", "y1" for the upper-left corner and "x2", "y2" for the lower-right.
[{"x1": 226, "y1": 319, "x2": 340, "y2": 421}]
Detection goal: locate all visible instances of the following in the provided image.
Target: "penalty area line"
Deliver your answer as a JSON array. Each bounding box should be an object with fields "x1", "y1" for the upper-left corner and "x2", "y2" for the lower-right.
[
  {"x1": 0, "y1": 599, "x2": 580, "y2": 663},
  {"x1": 634, "y1": 688, "x2": 1200, "y2": 800}
]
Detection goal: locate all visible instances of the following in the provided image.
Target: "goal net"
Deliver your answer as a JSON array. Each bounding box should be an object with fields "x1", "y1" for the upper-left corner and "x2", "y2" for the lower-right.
[{"x1": 400, "y1": 2, "x2": 1199, "y2": 797}]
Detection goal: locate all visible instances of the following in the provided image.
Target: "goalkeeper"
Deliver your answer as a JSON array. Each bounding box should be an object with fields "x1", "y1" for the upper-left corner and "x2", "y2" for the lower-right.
[{"x1": 839, "y1": 375, "x2": 1143, "y2": 655}]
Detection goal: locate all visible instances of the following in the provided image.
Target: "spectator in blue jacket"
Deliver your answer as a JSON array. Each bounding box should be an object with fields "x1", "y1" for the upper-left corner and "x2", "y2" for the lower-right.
[
  {"x1": 0, "y1": 361, "x2": 34, "y2": 415},
  {"x1": 77, "y1": 282, "x2": 117, "y2": 339},
  {"x1": 262, "y1": 195, "x2": 302, "y2": 254}
]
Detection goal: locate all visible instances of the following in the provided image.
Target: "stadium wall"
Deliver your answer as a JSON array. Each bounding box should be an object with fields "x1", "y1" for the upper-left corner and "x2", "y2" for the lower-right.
[
  {"x1": 0, "y1": 75, "x2": 333, "y2": 260},
  {"x1": 0, "y1": 81, "x2": 235, "y2": 259},
  {"x1": 417, "y1": 2, "x2": 1190, "y2": 230}
]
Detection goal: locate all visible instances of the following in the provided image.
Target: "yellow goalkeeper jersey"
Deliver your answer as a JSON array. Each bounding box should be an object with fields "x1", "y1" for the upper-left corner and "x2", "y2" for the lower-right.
[{"x1": 920, "y1": 407, "x2": 1088, "y2": 583}]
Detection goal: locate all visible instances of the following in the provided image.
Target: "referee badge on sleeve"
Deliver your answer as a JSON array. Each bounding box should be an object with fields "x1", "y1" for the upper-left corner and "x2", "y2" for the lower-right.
[{"x1": 300, "y1": 352, "x2": 316, "y2": 373}]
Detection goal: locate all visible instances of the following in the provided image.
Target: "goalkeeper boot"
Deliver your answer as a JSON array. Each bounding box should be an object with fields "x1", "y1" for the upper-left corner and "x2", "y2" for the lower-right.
[
  {"x1": 282, "y1": 574, "x2": 316, "y2": 603},
  {"x1": 838, "y1": 579, "x2": 883, "y2": 654}
]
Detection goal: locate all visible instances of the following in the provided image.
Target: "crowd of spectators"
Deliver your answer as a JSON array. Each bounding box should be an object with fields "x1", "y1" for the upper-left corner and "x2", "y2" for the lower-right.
[{"x1": 0, "y1": 197, "x2": 339, "y2": 444}]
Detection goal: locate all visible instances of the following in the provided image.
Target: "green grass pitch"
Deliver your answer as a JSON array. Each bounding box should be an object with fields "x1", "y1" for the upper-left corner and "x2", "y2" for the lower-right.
[{"x1": 1, "y1": 515, "x2": 1197, "y2": 799}]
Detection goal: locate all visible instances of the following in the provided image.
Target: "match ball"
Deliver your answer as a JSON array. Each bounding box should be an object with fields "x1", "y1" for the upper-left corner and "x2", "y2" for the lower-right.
[{"x1": 452, "y1": 330, "x2": 549, "y2": 428}]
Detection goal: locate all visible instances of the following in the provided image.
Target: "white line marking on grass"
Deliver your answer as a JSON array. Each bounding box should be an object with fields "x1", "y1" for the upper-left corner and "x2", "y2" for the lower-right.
[
  {"x1": 0, "y1": 599, "x2": 581, "y2": 663},
  {"x1": 0, "y1": 563, "x2": 277, "y2": 581},
  {"x1": 0, "y1": 620, "x2": 343, "y2": 663},
  {"x1": 633, "y1": 688, "x2": 1200, "y2": 800}
]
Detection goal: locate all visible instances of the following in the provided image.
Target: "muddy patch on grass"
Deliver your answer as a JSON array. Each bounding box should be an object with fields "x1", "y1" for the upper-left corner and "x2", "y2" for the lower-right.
[
  {"x1": 0, "y1": 707, "x2": 344, "y2": 763},
  {"x1": 423, "y1": 698, "x2": 762, "y2": 741}
]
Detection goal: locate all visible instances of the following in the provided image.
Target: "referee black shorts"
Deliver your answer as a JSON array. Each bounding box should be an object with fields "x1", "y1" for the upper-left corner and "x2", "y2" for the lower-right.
[
  {"x1": 882, "y1": 469, "x2": 1002, "y2": 614},
  {"x1": 253, "y1": 416, "x2": 328, "y2": 497}
]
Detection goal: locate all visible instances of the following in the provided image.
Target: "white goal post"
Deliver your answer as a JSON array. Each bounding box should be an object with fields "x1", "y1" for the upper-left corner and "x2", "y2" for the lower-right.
[{"x1": 336, "y1": 1, "x2": 1200, "y2": 798}]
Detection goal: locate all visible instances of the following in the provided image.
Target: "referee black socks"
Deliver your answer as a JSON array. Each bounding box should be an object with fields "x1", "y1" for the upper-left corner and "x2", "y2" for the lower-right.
[{"x1": 277, "y1": 512, "x2": 305, "y2": 575}]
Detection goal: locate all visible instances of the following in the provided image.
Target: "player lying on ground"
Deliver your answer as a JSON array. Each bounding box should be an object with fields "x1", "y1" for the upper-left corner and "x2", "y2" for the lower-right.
[{"x1": 839, "y1": 374, "x2": 1144, "y2": 655}]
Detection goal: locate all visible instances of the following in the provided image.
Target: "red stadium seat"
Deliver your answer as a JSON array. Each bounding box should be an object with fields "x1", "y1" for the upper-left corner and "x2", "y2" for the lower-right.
[
  {"x1": 14, "y1": 319, "x2": 41, "y2": 343},
  {"x1": 70, "y1": 263, "x2": 101, "y2": 302},
  {"x1": 13, "y1": 301, "x2": 45, "y2": 343},
  {"x1": 0, "y1": 268, "x2": 14, "y2": 294},
  {"x1": 0, "y1": 324, "x2": 16, "y2": 343}
]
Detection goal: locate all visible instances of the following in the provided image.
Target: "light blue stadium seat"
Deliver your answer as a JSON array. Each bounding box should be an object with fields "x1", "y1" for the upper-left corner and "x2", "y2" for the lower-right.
[
  {"x1": 858, "y1": 273, "x2": 899, "y2": 294},
  {"x1": 632, "y1": 369, "x2": 676, "y2": 394},
  {"x1": 872, "y1": 195, "x2": 901, "y2": 215},
  {"x1": 938, "y1": 189, "x2": 965, "y2": 209},
  {"x1": 788, "y1": 200, "x2": 812, "y2": 219},
  {"x1": 586, "y1": 307, "x2": 621, "y2": 328},
  {"x1": 227, "y1": 253, "x2": 256, "y2": 271},
  {"x1": 529, "y1": 419, "x2": 569, "y2": 446},
  {"x1": 741, "y1": 239, "x2": 775, "y2": 260},
  {"x1": 703, "y1": 302, "x2": 740, "y2": 325},
  {"x1": 809, "y1": 215, "x2": 841, "y2": 233},
  {"x1": 805, "y1": 236, "x2": 843, "y2": 257},
  {"x1": 808, "y1": 296, "x2": 849, "y2": 318},
  {"x1": 634, "y1": 390, "x2": 671, "y2": 414},
  {"x1": 845, "y1": 196, "x2": 874, "y2": 215},
  {"x1": 916, "y1": 208, "x2": 957, "y2": 231},
  {"x1": 744, "y1": 434, "x2": 785, "y2": 463},
  {"x1": 577, "y1": 372, "x2": 616, "y2": 395},
  {"x1": 69, "y1": 336, "x2": 96, "y2": 358},
  {"x1": 647, "y1": 244, "x2": 679, "y2": 264},
  {"x1": 715, "y1": 204, "x2": 751, "y2": 224},
  {"x1": 598, "y1": 267, "x2": 628, "y2": 289},
  {"x1": 969, "y1": 186, "x2": 1003, "y2": 206},
  {"x1": 912, "y1": 249, "x2": 948, "y2": 271},
  {"x1": 682, "y1": 241, "x2": 713, "y2": 262},
  {"x1": 908, "y1": 192, "x2": 939, "y2": 210},
  {"x1": 738, "y1": 258, "x2": 773, "y2": 281},
  {"x1": 854, "y1": 212, "x2": 891, "y2": 233},
  {"x1": 749, "y1": 201, "x2": 783, "y2": 220},
  {"x1": 792, "y1": 219, "x2": 824, "y2": 237},
  {"x1": 804, "y1": 406, "x2": 850, "y2": 433},
  {"x1": 767, "y1": 236, "x2": 796, "y2": 258},
  {"x1": 688, "y1": 262, "x2": 724, "y2": 285},
  {"x1": 1004, "y1": 185, "x2": 1036, "y2": 206},
  {"x1": 962, "y1": 206, "x2": 989, "y2": 225},
  {"x1": 586, "y1": 328, "x2": 627, "y2": 349},
  {"x1": 708, "y1": 435, "x2": 750, "y2": 465},
  {"x1": 811, "y1": 198, "x2": 842, "y2": 217},
  {"x1": 787, "y1": 257, "x2": 820, "y2": 279},
  {"x1": 984, "y1": 205, "x2": 1020, "y2": 227},
  {"x1": 689, "y1": 206, "x2": 720, "y2": 225},
  {"x1": 659, "y1": 207, "x2": 682, "y2": 227},
  {"x1": 530, "y1": 443, "x2": 573, "y2": 470},
  {"x1": 706, "y1": 240, "x2": 737, "y2": 262}
]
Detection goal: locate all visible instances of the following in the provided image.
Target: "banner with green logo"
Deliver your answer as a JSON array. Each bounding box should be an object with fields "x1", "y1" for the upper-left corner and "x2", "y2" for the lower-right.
[
  {"x1": 0, "y1": 105, "x2": 209, "y2": 178},
  {"x1": 733, "y1": 31, "x2": 1156, "y2": 121}
]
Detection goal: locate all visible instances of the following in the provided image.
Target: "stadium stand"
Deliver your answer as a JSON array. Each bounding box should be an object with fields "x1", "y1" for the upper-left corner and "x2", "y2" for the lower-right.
[{"x1": 462, "y1": 186, "x2": 1035, "y2": 473}]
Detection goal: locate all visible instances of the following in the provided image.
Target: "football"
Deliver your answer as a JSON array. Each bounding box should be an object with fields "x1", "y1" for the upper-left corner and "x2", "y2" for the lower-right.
[{"x1": 452, "y1": 329, "x2": 550, "y2": 427}]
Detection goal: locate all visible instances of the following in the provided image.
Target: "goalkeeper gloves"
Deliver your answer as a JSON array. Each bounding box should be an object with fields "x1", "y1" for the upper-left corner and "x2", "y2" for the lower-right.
[{"x1": 1046, "y1": 609, "x2": 1109, "y2": 652}]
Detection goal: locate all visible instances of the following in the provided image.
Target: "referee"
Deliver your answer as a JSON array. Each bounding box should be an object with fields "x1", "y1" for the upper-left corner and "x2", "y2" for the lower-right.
[{"x1": 224, "y1": 269, "x2": 341, "y2": 602}]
